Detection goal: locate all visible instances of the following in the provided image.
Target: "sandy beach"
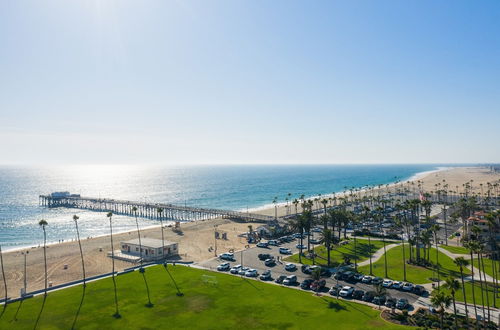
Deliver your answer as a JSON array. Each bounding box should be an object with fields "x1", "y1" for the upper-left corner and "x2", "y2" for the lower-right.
[{"x1": 1, "y1": 166, "x2": 499, "y2": 299}]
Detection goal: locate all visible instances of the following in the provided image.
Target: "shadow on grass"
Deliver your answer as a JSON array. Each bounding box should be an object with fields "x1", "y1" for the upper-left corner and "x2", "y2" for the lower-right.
[
  {"x1": 321, "y1": 298, "x2": 347, "y2": 312},
  {"x1": 140, "y1": 269, "x2": 154, "y2": 307},
  {"x1": 241, "y1": 278, "x2": 262, "y2": 291},
  {"x1": 164, "y1": 264, "x2": 183, "y2": 297},
  {"x1": 33, "y1": 294, "x2": 47, "y2": 330},
  {"x1": 13, "y1": 299, "x2": 23, "y2": 321},
  {"x1": 71, "y1": 286, "x2": 86, "y2": 330},
  {"x1": 0, "y1": 303, "x2": 6, "y2": 320}
]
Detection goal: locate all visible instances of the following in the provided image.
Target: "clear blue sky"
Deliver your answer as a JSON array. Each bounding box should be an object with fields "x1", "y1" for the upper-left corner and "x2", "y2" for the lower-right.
[{"x1": 1, "y1": 0, "x2": 499, "y2": 165}]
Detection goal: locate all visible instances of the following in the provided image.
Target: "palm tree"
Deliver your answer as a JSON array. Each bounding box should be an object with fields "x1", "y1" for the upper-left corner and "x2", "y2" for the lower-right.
[
  {"x1": 157, "y1": 208, "x2": 165, "y2": 260},
  {"x1": 374, "y1": 284, "x2": 387, "y2": 309},
  {"x1": 321, "y1": 228, "x2": 333, "y2": 267},
  {"x1": 0, "y1": 245, "x2": 7, "y2": 307},
  {"x1": 132, "y1": 207, "x2": 152, "y2": 307},
  {"x1": 38, "y1": 219, "x2": 48, "y2": 296},
  {"x1": 431, "y1": 224, "x2": 441, "y2": 286},
  {"x1": 291, "y1": 214, "x2": 308, "y2": 263},
  {"x1": 107, "y1": 212, "x2": 120, "y2": 318},
  {"x1": 430, "y1": 290, "x2": 452, "y2": 329},
  {"x1": 73, "y1": 215, "x2": 86, "y2": 287},
  {"x1": 453, "y1": 257, "x2": 470, "y2": 322},
  {"x1": 464, "y1": 241, "x2": 479, "y2": 320},
  {"x1": 443, "y1": 277, "x2": 460, "y2": 330}
]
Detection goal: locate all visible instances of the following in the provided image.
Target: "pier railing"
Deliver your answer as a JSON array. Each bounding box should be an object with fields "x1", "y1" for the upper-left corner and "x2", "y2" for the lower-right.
[{"x1": 39, "y1": 195, "x2": 275, "y2": 222}]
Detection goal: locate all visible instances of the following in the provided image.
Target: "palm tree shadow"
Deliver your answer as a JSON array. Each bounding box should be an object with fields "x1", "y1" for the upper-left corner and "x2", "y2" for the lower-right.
[
  {"x1": 242, "y1": 278, "x2": 261, "y2": 291},
  {"x1": 164, "y1": 264, "x2": 183, "y2": 297},
  {"x1": 0, "y1": 303, "x2": 7, "y2": 320},
  {"x1": 71, "y1": 286, "x2": 86, "y2": 330},
  {"x1": 140, "y1": 270, "x2": 154, "y2": 307},
  {"x1": 13, "y1": 299, "x2": 23, "y2": 321},
  {"x1": 33, "y1": 294, "x2": 47, "y2": 330}
]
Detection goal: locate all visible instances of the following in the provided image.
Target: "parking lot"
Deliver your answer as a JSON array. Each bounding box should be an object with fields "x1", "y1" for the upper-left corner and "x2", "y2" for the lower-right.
[{"x1": 197, "y1": 233, "x2": 423, "y2": 308}]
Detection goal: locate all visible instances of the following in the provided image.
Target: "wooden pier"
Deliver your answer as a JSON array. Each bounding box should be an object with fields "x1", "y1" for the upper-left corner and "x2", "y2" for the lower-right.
[{"x1": 39, "y1": 194, "x2": 274, "y2": 223}]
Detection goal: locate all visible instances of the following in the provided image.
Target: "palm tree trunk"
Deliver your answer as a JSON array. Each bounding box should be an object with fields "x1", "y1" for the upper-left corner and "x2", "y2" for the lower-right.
[
  {"x1": 469, "y1": 250, "x2": 478, "y2": 322},
  {"x1": 452, "y1": 294, "x2": 458, "y2": 330},
  {"x1": 383, "y1": 238, "x2": 388, "y2": 278},
  {"x1": 74, "y1": 221, "x2": 86, "y2": 287},
  {"x1": 476, "y1": 252, "x2": 486, "y2": 326},
  {"x1": 354, "y1": 237, "x2": 357, "y2": 272},
  {"x1": 435, "y1": 233, "x2": 440, "y2": 288},
  {"x1": 459, "y1": 268, "x2": 469, "y2": 327},
  {"x1": 0, "y1": 245, "x2": 7, "y2": 304},
  {"x1": 401, "y1": 237, "x2": 407, "y2": 281},
  {"x1": 43, "y1": 228, "x2": 48, "y2": 296},
  {"x1": 479, "y1": 253, "x2": 491, "y2": 322},
  {"x1": 368, "y1": 236, "x2": 373, "y2": 275},
  {"x1": 109, "y1": 216, "x2": 120, "y2": 317}
]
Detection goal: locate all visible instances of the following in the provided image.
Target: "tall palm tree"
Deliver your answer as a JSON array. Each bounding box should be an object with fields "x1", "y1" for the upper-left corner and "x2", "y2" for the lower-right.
[
  {"x1": 291, "y1": 214, "x2": 308, "y2": 263},
  {"x1": 431, "y1": 224, "x2": 441, "y2": 287},
  {"x1": 464, "y1": 241, "x2": 479, "y2": 321},
  {"x1": 430, "y1": 290, "x2": 452, "y2": 330},
  {"x1": 321, "y1": 228, "x2": 333, "y2": 267},
  {"x1": 475, "y1": 241, "x2": 491, "y2": 323},
  {"x1": 107, "y1": 212, "x2": 120, "y2": 318},
  {"x1": 0, "y1": 245, "x2": 7, "y2": 306},
  {"x1": 443, "y1": 277, "x2": 460, "y2": 330},
  {"x1": 38, "y1": 219, "x2": 48, "y2": 296},
  {"x1": 453, "y1": 257, "x2": 470, "y2": 323},
  {"x1": 132, "y1": 207, "x2": 152, "y2": 307},
  {"x1": 73, "y1": 215, "x2": 86, "y2": 287},
  {"x1": 157, "y1": 208, "x2": 165, "y2": 260}
]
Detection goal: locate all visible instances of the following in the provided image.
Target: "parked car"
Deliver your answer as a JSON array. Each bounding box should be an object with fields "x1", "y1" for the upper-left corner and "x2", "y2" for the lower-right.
[
  {"x1": 385, "y1": 297, "x2": 397, "y2": 308},
  {"x1": 219, "y1": 252, "x2": 234, "y2": 261},
  {"x1": 329, "y1": 284, "x2": 343, "y2": 296},
  {"x1": 312, "y1": 227, "x2": 322, "y2": 233},
  {"x1": 264, "y1": 258, "x2": 276, "y2": 267},
  {"x1": 296, "y1": 244, "x2": 306, "y2": 250},
  {"x1": 283, "y1": 275, "x2": 297, "y2": 286},
  {"x1": 392, "y1": 281, "x2": 403, "y2": 289},
  {"x1": 402, "y1": 282, "x2": 414, "y2": 292},
  {"x1": 396, "y1": 298, "x2": 409, "y2": 310},
  {"x1": 413, "y1": 285, "x2": 426, "y2": 296},
  {"x1": 382, "y1": 279, "x2": 393, "y2": 288},
  {"x1": 310, "y1": 239, "x2": 321, "y2": 244},
  {"x1": 301, "y1": 279, "x2": 314, "y2": 290},
  {"x1": 230, "y1": 264, "x2": 242, "y2": 274},
  {"x1": 352, "y1": 289, "x2": 365, "y2": 299},
  {"x1": 238, "y1": 267, "x2": 250, "y2": 275},
  {"x1": 275, "y1": 275, "x2": 287, "y2": 284},
  {"x1": 258, "y1": 253, "x2": 272, "y2": 260},
  {"x1": 245, "y1": 269, "x2": 258, "y2": 277},
  {"x1": 259, "y1": 270, "x2": 272, "y2": 281},
  {"x1": 372, "y1": 277, "x2": 383, "y2": 285},
  {"x1": 256, "y1": 242, "x2": 269, "y2": 248},
  {"x1": 339, "y1": 286, "x2": 355, "y2": 297},
  {"x1": 268, "y1": 240, "x2": 279, "y2": 246},
  {"x1": 353, "y1": 273, "x2": 364, "y2": 282},
  {"x1": 373, "y1": 295, "x2": 387, "y2": 306},
  {"x1": 311, "y1": 279, "x2": 326, "y2": 292},
  {"x1": 362, "y1": 291, "x2": 376, "y2": 302},
  {"x1": 217, "y1": 263, "x2": 230, "y2": 271},
  {"x1": 361, "y1": 275, "x2": 373, "y2": 284},
  {"x1": 285, "y1": 263, "x2": 297, "y2": 271},
  {"x1": 279, "y1": 247, "x2": 292, "y2": 254}
]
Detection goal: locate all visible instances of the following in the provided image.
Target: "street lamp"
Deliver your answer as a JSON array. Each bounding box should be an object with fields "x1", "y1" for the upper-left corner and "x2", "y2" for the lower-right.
[{"x1": 21, "y1": 250, "x2": 29, "y2": 296}]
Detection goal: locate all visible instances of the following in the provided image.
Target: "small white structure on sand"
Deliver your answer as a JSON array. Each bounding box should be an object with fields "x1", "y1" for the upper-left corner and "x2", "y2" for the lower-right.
[{"x1": 118, "y1": 238, "x2": 178, "y2": 262}]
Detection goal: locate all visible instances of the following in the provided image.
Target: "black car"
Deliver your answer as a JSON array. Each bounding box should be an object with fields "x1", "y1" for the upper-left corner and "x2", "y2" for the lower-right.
[
  {"x1": 362, "y1": 291, "x2": 375, "y2": 302},
  {"x1": 275, "y1": 275, "x2": 287, "y2": 284},
  {"x1": 329, "y1": 284, "x2": 343, "y2": 296},
  {"x1": 372, "y1": 295, "x2": 386, "y2": 306},
  {"x1": 353, "y1": 273, "x2": 364, "y2": 282},
  {"x1": 352, "y1": 289, "x2": 364, "y2": 299},
  {"x1": 396, "y1": 298, "x2": 409, "y2": 310},
  {"x1": 264, "y1": 258, "x2": 276, "y2": 267},
  {"x1": 385, "y1": 297, "x2": 396, "y2": 308},
  {"x1": 258, "y1": 253, "x2": 272, "y2": 260},
  {"x1": 311, "y1": 279, "x2": 326, "y2": 292},
  {"x1": 413, "y1": 285, "x2": 426, "y2": 296},
  {"x1": 301, "y1": 279, "x2": 314, "y2": 290}
]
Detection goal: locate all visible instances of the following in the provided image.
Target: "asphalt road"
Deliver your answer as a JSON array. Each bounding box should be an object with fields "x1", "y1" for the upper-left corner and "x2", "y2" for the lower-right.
[{"x1": 197, "y1": 233, "x2": 423, "y2": 309}]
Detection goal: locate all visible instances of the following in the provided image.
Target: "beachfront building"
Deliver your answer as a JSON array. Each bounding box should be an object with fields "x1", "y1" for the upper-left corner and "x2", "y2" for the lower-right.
[
  {"x1": 466, "y1": 210, "x2": 499, "y2": 252},
  {"x1": 119, "y1": 238, "x2": 178, "y2": 262}
]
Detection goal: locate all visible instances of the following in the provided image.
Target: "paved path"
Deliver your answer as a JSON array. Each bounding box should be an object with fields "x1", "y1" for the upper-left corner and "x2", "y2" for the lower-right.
[
  {"x1": 437, "y1": 246, "x2": 497, "y2": 283},
  {"x1": 357, "y1": 243, "x2": 400, "y2": 267}
]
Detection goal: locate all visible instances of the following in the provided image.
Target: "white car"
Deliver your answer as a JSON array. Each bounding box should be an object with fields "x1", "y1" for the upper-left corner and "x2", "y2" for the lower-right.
[
  {"x1": 217, "y1": 262, "x2": 230, "y2": 271},
  {"x1": 339, "y1": 286, "x2": 354, "y2": 297},
  {"x1": 230, "y1": 264, "x2": 242, "y2": 274},
  {"x1": 219, "y1": 252, "x2": 234, "y2": 261},
  {"x1": 392, "y1": 281, "x2": 403, "y2": 289},
  {"x1": 285, "y1": 263, "x2": 297, "y2": 271},
  {"x1": 245, "y1": 269, "x2": 258, "y2": 277},
  {"x1": 402, "y1": 282, "x2": 414, "y2": 292},
  {"x1": 279, "y1": 247, "x2": 292, "y2": 254},
  {"x1": 382, "y1": 279, "x2": 393, "y2": 288},
  {"x1": 283, "y1": 275, "x2": 297, "y2": 285},
  {"x1": 238, "y1": 267, "x2": 250, "y2": 275},
  {"x1": 361, "y1": 275, "x2": 372, "y2": 283}
]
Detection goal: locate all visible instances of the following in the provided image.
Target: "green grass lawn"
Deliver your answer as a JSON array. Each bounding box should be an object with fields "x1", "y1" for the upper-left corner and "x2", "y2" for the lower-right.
[
  {"x1": 285, "y1": 238, "x2": 387, "y2": 267},
  {"x1": 0, "y1": 265, "x2": 409, "y2": 330},
  {"x1": 357, "y1": 245, "x2": 469, "y2": 284},
  {"x1": 472, "y1": 258, "x2": 499, "y2": 281},
  {"x1": 435, "y1": 281, "x2": 499, "y2": 308},
  {"x1": 439, "y1": 245, "x2": 469, "y2": 255}
]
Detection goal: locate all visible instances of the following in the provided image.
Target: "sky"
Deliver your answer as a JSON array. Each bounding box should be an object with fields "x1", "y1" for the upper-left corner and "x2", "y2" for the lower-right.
[{"x1": 0, "y1": 0, "x2": 499, "y2": 165}]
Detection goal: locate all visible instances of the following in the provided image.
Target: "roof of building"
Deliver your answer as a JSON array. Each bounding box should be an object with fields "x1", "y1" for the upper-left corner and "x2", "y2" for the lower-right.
[
  {"x1": 467, "y1": 216, "x2": 488, "y2": 224},
  {"x1": 121, "y1": 238, "x2": 177, "y2": 249}
]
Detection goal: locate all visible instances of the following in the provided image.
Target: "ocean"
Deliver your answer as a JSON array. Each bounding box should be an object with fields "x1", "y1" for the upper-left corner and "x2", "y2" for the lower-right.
[{"x1": 0, "y1": 164, "x2": 441, "y2": 250}]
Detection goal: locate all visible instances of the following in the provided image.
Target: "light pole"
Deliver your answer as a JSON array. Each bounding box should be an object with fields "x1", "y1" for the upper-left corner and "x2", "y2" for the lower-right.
[
  {"x1": 22, "y1": 250, "x2": 29, "y2": 296},
  {"x1": 214, "y1": 225, "x2": 218, "y2": 257}
]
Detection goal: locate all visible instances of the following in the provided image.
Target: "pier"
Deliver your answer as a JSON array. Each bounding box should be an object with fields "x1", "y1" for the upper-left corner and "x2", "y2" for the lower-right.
[{"x1": 39, "y1": 193, "x2": 274, "y2": 223}]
